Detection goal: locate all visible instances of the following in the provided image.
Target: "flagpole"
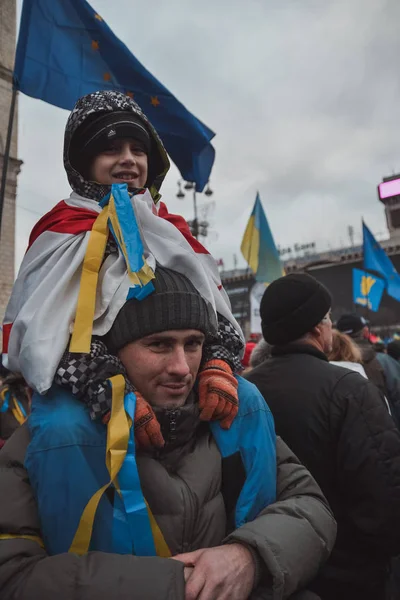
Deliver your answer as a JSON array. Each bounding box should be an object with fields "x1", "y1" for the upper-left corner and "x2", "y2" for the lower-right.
[
  {"x1": 0, "y1": 85, "x2": 17, "y2": 237},
  {"x1": 241, "y1": 217, "x2": 256, "y2": 336},
  {"x1": 361, "y1": 217, "x2": 371, "y2": 324}
]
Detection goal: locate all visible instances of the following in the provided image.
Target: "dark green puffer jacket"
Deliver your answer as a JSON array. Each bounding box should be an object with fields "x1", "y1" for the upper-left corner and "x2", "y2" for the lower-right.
[{"x1": 0, "y1": 421, "x2": 336, "y2": 600}]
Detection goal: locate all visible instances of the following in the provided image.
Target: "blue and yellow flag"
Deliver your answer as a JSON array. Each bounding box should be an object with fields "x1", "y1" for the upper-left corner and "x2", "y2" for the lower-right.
[
  {"x1": 353, "y1": 268, "x2": 385, "y2": 312},
  {"x1": 240, "y1": 194, "x2": 283, "y2": 283},
  {"x1": 14, "y1": 0, "x2": 215, "y2": 191},
  {"x1": 363, "y1": 222, "x2": 400, "y2": 302}
]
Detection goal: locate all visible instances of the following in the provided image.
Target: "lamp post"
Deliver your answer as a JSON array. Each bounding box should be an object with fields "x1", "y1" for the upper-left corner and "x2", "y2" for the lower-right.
[{"x1": 176, "y1": 180, "x2": 213, "y2": 240}]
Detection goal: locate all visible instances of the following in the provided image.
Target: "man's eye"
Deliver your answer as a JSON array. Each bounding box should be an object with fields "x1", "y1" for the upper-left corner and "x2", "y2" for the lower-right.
[
  {"x1": 186, "y1": 340, "x2": 203, "y2": 350},
  {"x1": 148, "y1": 341, "x2": 168, "y2": 351}
]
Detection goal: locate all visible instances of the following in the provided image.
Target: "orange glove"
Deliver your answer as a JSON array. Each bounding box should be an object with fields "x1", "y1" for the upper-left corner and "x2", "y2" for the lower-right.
[
  {"x1": 133, "y1": 391, "x2": 165, "y2": 450},
  {"x1": 102, "y1": 390, "x2": 164, "y2": 450},
  {"x1": 198, "y1": 359, "x2": 239, "y2": 429}
]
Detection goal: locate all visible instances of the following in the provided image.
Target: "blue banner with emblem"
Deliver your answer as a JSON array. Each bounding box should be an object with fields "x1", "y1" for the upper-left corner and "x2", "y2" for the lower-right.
[{"x1": 353, "y1": 268, "x2": 385, "y2": 312}]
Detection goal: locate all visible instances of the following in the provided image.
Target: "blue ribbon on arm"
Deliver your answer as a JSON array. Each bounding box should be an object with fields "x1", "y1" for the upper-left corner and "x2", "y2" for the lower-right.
[{"x1": 0, "y1": 391, "x2": 10, "y2": 413}]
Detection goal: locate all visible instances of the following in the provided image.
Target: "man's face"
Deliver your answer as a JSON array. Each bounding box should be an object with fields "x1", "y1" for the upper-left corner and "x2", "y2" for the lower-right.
[
  {"x1": 89, "y1": 138, "x2": 148, "y2": 188},
  {"x1": 118, "y1": 329, "x2": 205, "y2": 409},
  {"x1": 362, "y1": 325, "x2": 370, "y2": 340},
  {"x1": 320, "y1": 310, "x2": 333, "y2": 354}
]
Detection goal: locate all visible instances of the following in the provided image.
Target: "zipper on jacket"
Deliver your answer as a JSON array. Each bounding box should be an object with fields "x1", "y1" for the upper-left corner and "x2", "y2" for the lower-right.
[
  {"x1": 166, "y1": 409, "x2": 178, "y2": 443},
  {"x1": 175, "y1": 471, "x2": 198, "y2": 553},
  {"x1": 163, "y1": 408, "x2": 198, "y2": 552}
]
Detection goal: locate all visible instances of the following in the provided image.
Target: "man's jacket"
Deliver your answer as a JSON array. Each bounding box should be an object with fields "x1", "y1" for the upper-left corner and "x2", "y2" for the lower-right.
[
  {"x1": 0, "y1": 378, "x2": 336, "y2": 600},
  {"x1": 354, "y1": 336, "x2": 387, "y2": 396},
  {"x1": 247, "y1": 343, "x2": 400, "y2": 598}
]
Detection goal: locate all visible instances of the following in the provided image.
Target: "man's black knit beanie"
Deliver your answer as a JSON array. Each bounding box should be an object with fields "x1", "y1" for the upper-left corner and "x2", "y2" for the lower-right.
[
  {"x1": 260, "y1": 273, "x2": 332, "y2": 345},
  {"x1": 104, "y1": 266, "x2": 218, "y2": 354}
]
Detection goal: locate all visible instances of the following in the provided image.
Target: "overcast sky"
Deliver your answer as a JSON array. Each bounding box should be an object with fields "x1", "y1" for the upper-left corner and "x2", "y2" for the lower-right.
[{"x1": 14, "y1": 0, "x2": 400, "y2": 271}]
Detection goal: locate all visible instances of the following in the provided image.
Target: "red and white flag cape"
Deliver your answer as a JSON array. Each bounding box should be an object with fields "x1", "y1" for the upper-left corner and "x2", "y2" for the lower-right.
[{"x1": 3, "y1": 190, "x2": 243, "y2": 393}]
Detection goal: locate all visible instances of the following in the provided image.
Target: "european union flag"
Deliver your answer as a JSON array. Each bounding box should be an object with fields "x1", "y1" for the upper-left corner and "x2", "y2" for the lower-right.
[
  {"x1": 240, "y1": 193, "x2": 283, "y2": 283},
  {"x1": 363, "y1": 222, "x2": 400, "y2": 302},
  {"x1": 14, "y1": 0, "x2": 215, "y2": 191},
  {"x1": 352, "y1": 268, "x2": 385, "y2": 312}
]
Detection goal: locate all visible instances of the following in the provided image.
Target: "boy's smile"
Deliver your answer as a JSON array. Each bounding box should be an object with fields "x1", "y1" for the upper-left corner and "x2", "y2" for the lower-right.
[{"x1": 89, "y1": 138, "x2": 148, "y2": 189}]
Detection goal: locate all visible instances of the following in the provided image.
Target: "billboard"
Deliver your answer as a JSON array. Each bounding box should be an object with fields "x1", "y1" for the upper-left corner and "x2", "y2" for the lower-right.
[{"x1": 378, "y1": 177, "x2": 400, "y2": 200}]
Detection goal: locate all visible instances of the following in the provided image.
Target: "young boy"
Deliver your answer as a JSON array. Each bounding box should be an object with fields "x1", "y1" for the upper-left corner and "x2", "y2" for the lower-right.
[{"x1": 3, "y1": 90, "x2": 244, "y2": 448}]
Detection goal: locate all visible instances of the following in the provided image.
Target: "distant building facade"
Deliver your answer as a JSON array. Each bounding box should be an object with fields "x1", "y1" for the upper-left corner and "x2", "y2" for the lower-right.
[{"x1": 222, "y1": 175, "x2": 400, "y2": 339}]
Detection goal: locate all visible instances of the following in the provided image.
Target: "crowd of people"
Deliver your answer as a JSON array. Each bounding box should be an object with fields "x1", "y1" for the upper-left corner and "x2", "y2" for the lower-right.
[{"x1": 0, "y1": 90, "x2": 399, "y2": 600}]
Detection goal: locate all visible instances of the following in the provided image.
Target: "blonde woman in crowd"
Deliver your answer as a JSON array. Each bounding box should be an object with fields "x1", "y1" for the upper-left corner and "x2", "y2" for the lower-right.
[{"x1": 328, "y1": 330, "x2": 368, "y2": 378}]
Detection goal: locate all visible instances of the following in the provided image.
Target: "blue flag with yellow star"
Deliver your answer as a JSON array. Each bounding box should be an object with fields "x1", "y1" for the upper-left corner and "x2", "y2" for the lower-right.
[
  {"x1": 363, "y1": 222, "x2": 400, "y2": 302},
  {"x1": 14, "y1": 0, "x2": 215, "y2": 191}
]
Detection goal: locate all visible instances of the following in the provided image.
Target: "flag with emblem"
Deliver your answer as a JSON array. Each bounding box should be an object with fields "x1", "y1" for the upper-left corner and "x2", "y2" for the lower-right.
[
  {"x1": 14, "y1": 0, "x2": 215, "y2": 190},
  {"x1": 363, "y1": 222, "x2": 400, "y2": 302},
  {"x1": 352, "y1": 268, "x2": 385, "y2": 312}
]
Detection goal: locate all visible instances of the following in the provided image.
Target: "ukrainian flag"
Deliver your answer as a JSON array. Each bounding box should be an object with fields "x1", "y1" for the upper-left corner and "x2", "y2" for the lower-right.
[{"x1": 240, "y1": 193, "x2": 283, "y2": 283}]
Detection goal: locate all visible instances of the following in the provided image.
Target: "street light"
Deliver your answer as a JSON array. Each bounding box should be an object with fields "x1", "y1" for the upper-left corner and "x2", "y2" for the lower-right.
[
  {"x1": 176, "y1": 179, "x2": 214, "y2": 240},
  {"x1": 204, "y1": 183, "x2": 213, "y2": 197},
  {"x1": 176, "y1": 180, "x2": 185, "y2": 199}
]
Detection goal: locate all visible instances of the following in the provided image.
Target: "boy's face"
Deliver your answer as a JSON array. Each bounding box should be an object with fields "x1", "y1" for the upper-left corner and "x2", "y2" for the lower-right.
[{"x1": 89, "y1": 138, "x2": 148, "y2": 188}]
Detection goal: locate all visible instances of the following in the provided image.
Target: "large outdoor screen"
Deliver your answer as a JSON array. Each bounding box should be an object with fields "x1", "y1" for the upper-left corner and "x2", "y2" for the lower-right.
[{"x1": 378, "y1": 177, "x2": 400, "y2": 200}]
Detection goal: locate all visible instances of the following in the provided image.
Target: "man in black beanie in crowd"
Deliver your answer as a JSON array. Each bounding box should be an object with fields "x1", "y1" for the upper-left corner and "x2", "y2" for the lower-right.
[{"x1": 246, "y1": 272, "x2": 400, "y2": 600}]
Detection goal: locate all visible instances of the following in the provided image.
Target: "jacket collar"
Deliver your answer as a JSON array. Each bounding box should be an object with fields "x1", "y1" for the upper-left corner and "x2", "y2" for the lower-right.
[
  {"x1": 153, "y1": 391, "x2": 201, "y2": 452},
  {"x1": 271, "y1": 342, "x2": 328, "y2": 362}
]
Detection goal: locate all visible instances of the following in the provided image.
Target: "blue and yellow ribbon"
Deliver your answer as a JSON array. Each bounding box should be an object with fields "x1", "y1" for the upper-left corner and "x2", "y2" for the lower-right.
[
  {"x1": 0, "y1": 388, "x2": 27, "y2": 426},
  {"x1": 69, "y1": 378, "x2": 170, "y2": 557},
  {"x1": 70, "y1": 184, "x2": 155, "y2": 354},
  {"x1": 69, "y1": 374, "x2": 129, "y2": 555}
]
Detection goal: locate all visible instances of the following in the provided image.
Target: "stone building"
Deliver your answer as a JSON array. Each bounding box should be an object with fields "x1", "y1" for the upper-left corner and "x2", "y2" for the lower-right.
[{"x1": 0, "y1": 0, "x2": 21, "y2": 335}]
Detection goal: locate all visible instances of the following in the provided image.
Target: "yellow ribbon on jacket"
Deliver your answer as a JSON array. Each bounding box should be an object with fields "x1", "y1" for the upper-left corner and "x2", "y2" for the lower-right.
[
  {"x1": 68, "y1": 374, "x2": 170, "y2": 557},
  {"x1": 0, "y1": 387, "x2": 27, "y2": 426},
  {"x1": 69, "y1": 374, "x2": 129, "y2": 555},
  {"x1": 69, "y1": 191, "x2": 155, "y2": 355},
  {"x1": 145, "y1": 500, "x2": 171, "y2": 557},
  {"x1": 69, "y1": 207, "x2": 109, "y2": 354},
  {"x1": 11, "y1": 397, "x2": 27, "y2": 425}
]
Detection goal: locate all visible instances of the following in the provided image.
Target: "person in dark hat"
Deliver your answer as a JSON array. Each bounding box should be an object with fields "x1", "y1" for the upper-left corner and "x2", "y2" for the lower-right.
[
  {"x1": 246, "y1": 272, "x2": 400, "y2": 600},
  {"x1": 336, "y1": 313, "x2": 388, "y2": 396},
  {"x1": 387, "y1": 340, "x2": 400, "y2": 362},
  {"x1": 0, "y1": 266, "x2": 337, "y2": 600}
]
